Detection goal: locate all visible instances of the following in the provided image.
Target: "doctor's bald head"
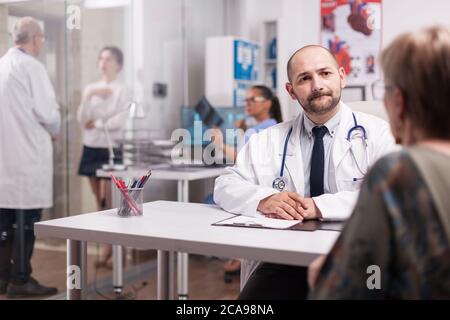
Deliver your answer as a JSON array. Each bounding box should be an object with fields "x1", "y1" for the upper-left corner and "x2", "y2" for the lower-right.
[
  {"x1": 13, "y1": 17, "x2": 45, "y2": 57},
  {"x1": 286, "y1": 46, "x2": 339, "y2": 82},
  {"x1": 285, "y1": 45, "x2": 346, "y2": 123}
]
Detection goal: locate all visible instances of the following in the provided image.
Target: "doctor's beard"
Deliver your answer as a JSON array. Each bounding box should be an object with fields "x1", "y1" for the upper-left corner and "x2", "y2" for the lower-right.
[{"x1": 300, "y1": 91, "x2": 341, "y2": 116}]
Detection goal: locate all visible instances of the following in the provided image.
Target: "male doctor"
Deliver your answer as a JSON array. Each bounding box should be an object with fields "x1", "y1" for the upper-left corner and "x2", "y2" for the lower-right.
[
  {"x1": 0, "y1": 17, "x2": 60, "y2": 298},
  {"x1": 214, "y1": 45, "x2": 396, "y2": 299}
]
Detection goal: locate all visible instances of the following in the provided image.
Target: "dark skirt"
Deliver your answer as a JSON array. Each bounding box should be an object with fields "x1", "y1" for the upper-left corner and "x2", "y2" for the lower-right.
[{"x1": 78, "y1": 146, "x2": 122, "y2": 177}]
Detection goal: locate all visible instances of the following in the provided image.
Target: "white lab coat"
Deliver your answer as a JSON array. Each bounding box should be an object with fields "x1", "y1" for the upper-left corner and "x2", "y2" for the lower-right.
[
  {"x1": 0, "y1": 48, "x2": 61, "y2": 209},
  {"x1": 213, "y1": 102, "x2": 396, "y2": 288}
]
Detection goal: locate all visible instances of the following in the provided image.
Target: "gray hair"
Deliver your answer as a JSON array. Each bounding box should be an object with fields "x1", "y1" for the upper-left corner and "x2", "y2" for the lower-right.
[{"x1": 13, "y1": 17, "x2": 42, "y2": 45}]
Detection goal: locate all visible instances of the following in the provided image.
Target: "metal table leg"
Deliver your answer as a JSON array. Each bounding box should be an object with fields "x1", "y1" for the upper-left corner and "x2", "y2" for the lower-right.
[
  {"x1": 113, "y1": 245, "x2": 123, "y2": 294},
  {"x1": 157, "y1": 250, "x2": 169, "y2": 299},
  {"x1": 169, "y1": 251, "x2": 176, "y2": 299},
  {"x1": 157, "y1": 250, "x2": 176, "y2": 300},
  {"x1": 177, "y1": 179, "x2": 189, "y2": 300},
  {"x1": 67, "y1": 240, "x2": 87, "y2": 300}
]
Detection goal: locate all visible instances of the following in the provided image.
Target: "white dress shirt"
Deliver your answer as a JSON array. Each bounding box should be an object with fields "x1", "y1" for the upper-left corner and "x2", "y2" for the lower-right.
[
  {"x1": 300, "y1": 107, "x2": 342, "y2": 197},
  {"x1": 77, "y1": 79, "x2": 131, "y2": 148}
]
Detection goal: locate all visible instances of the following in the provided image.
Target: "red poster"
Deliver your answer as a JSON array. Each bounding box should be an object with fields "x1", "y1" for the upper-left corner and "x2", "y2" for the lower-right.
[{"x1": 321, "y1": 0, "x2": 382, "y2": 85}]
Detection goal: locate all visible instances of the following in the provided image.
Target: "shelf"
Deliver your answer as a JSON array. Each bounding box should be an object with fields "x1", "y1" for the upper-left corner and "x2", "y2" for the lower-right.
[{"x1": 261, "y1": 20, "x2": 278, "y2": 92}]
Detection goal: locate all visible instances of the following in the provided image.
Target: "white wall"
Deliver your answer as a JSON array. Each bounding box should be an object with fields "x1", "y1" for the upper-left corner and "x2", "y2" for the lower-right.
[
  {"x1": 236, "y1": 0, "x2": 282, "y2": 41},
  {"x1": 277, "y1": 0, "x2": 450, "y2": 120},
  {"x1": 185, "y1": 0, "x2": 227, "y2": 106},
  {"x1": 224, "y1": 0, "x2": 281, "y2": 42},
  {"x1": 132, "y1": 0, "x2": 225, "y2": 136},
  {"x1": 128, "y1": 0, "x2": 226, "y2": 203},
  {"x1": 278, "y1": 0, "x2": 320, "y2": 121},
  {"x1": 383, "y1": 0, "x2": 450, "y2": 46},
  {"x1": 0, "y1": 6, "x2": 7, "y2": 55},
  {"x1": 80, "y1": 8, "x2": 125, "y2": 87}
]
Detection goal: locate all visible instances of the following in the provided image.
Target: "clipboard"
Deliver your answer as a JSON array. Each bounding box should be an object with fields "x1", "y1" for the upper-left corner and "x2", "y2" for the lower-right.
[{"x1": 212, "y1": 215, "x2": 344, "y2": 232}]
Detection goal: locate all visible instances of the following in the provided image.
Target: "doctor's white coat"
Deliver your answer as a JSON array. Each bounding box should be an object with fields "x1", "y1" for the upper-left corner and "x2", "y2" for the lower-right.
[
  {"x1": 213, "y1": 102, "x2": 396, "y2": 288},
  {"x1": 0, "y1": 48, "x2": 61, "y2": 209}
]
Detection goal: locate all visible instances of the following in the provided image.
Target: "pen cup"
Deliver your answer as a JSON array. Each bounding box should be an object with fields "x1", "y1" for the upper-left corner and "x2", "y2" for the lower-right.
[{"x1": 117, "y1": 188, "x2": 144, "y2": 217}]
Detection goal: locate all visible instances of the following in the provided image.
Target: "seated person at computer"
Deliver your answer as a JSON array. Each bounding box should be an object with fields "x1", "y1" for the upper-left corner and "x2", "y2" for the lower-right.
[{"x1": 212, "y1": 85, "x2": 283, "y2": 162}]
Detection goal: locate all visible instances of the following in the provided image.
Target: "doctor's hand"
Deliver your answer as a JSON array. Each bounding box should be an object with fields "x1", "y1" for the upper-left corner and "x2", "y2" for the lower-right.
[
  {"x1": 295, "y1": 197, "x2": 322, "y2": 220},
  {"x1": 257, "y1": 192, "x2": 305, "y2": 220}
]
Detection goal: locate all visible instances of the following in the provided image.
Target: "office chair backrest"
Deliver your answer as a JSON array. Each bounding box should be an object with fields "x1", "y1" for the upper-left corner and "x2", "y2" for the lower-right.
[{"x1": 346, "y1": 100, "x2": 389, "y2": 122}]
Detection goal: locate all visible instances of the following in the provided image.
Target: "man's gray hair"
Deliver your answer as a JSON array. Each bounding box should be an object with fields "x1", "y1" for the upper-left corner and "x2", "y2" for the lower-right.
[{"x1": 13, "y1": 17, "x2": 42, "y2": 45}]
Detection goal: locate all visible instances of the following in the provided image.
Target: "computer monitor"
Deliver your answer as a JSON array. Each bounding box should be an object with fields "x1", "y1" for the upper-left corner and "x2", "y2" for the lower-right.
[{"x1": 194, "y1": 96, "x2": 224, "y2": 127}]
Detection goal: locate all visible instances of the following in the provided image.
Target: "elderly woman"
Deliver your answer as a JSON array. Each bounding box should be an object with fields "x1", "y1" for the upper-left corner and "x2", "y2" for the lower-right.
[{"x1": 308, "y1": 25, "x2": 450, "y2": 299}]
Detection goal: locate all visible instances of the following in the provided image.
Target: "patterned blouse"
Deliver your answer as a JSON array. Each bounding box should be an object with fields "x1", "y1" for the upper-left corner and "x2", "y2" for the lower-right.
[{"x1": 310, "y1": 148, "x2": 450, "y2": 299}]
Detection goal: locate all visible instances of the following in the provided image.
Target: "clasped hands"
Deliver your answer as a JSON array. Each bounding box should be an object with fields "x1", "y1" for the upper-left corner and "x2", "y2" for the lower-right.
[{"x1": 257, "y1": 191, "x2": 322, "y2": 221}]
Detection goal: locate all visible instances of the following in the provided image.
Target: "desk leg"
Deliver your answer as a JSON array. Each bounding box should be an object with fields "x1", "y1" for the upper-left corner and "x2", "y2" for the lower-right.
[
  {"x1": 113, "y1": 245, "x2": 123, "y2": 294},
  {"x1": 177, "y1": 179, "x2": 189, "y2": 300},
  {"x1": 157, "y1": 250, "x2": 169, "y2": 299},
  {"x1": 169, "y1": 251, "x2": 176, "y2": 299},
  {"x1": 111, "y1": 184, "x2": 124, "y2": 295},
  {"x1": 67, "y1": 240, "x2": 87, "y2": 300}
]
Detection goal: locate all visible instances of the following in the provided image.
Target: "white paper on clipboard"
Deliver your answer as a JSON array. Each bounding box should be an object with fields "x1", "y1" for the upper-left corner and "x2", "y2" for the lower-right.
[{"x1": 213, "y1": 214, "x2": 300, "y2": 229}]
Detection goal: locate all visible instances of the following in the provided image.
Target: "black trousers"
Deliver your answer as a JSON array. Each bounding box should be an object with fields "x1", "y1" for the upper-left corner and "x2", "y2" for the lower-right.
[
  {"x1": 238, "y1": 263, "x2": 309, "y2": 300},
  {"x1": 0, "y1": 209, "x2": 42, "y2": 284}
]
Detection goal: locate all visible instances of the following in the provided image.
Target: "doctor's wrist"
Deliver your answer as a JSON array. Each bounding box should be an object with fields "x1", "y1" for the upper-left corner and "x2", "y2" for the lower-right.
[{"x1": 257, "y1": 196, "x2": 270, "y2": 213}]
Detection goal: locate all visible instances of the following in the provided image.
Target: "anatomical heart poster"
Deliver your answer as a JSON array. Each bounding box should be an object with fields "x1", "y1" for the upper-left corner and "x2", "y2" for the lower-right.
[{"x1": 321, "y1": 0, "x2": 382, "y2": 85}]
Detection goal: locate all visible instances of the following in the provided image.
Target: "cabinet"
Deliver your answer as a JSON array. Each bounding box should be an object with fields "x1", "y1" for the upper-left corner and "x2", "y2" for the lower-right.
[
  {"x1": 205, "y1": 36, "x2": 260, "y2": 107},
  {"x1": 261, "y1": 21, "x2": 278, "y2": 91}
]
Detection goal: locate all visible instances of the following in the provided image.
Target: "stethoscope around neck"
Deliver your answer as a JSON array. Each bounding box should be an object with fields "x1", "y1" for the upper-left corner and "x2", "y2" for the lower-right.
[{"x1": 272, "y1": 112, "x2": 369, "y2": 192}]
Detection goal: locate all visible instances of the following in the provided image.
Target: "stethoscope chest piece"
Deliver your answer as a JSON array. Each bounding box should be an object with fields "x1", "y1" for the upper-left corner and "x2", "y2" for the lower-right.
[{"x1": 272, "y1": 177, "x2": 286, "y2": 192}]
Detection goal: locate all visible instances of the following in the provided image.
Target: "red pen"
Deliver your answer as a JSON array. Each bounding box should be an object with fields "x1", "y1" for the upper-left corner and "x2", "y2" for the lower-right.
[{"x1": 110, "y1": 173, "x2": 140, "y2": 215}]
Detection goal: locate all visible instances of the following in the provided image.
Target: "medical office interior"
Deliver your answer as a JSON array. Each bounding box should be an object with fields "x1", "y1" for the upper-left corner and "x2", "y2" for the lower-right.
[{"x1": 0, "y1": 0, "x2": 449, "y2": 301}]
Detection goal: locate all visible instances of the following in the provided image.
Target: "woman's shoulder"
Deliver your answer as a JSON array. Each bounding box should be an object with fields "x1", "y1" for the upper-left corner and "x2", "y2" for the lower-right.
[
  {"x1": 251, "y1": 118, "x2": 277, "y2": 131},
  {"x1": 366, "y1": 148, "x2": 434, "y2": 188}
]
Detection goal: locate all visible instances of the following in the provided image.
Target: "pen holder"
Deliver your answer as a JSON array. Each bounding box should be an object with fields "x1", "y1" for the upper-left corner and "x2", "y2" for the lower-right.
[{"x1": 117, "y1": 188, "x2": 144, "y2": 217}]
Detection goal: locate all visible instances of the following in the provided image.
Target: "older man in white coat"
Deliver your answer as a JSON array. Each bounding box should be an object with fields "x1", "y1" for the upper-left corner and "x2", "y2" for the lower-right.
[
  {"x1": 214, "y1": 45, "x2": 396, "y2": 299},
  {"x1": 0, "y1": 17, "x2": 60, "y2": 298}
]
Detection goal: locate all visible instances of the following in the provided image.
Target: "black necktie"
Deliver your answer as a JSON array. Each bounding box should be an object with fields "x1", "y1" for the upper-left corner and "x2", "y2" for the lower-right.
[{"x1": 310, "y1": 126, "x2": 328, "y2": 197}]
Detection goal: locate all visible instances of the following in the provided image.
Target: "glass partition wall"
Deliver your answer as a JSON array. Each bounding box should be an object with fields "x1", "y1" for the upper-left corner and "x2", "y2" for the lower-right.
[
  {"x1": 0, "y1": 0, "x2": 192, "y2": 220},
  {"x1": 0, "y1": 0, "x2": 231, "y2": 297},
  {"x1": 0, "y1": 0, "x2": 232, "y2": 220}
]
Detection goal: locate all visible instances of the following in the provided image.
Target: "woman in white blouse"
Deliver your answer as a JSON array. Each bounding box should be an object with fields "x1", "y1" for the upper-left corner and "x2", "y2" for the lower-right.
[{"x1": 77, "y1": 46, "x2": 130, "y2": 268}]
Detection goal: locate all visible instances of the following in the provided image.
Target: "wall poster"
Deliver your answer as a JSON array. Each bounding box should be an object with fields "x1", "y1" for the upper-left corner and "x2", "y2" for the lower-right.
[{"x1": 321, "y1": 0, "x2": 382, "y2": 85}]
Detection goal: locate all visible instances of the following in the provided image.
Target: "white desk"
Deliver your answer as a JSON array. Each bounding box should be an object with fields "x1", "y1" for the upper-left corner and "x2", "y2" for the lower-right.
[
  {"x1": 96, "y1": 166, "x2": 226, "y2": 299},
  {"x1": 35, "y1": 201, "x2": 339, "y2": 300}
]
